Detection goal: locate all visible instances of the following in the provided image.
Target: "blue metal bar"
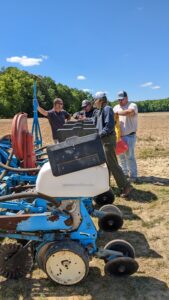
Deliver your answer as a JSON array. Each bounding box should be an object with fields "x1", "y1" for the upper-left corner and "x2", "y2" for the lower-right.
[
  {"x1": 31, "y1": 81, "x2": 42, "y2": 148},
  {"x1": 0, "y1": 201, "x2": 45, "y2": 213},
  {"x1": 0, "y1": 233, "x2": 43, "y2": 241},
  {"x1": 0, "y1": 143, "x2": 11, "y2": 149},
  {"x1": 15, "y1": 213, "x2": 71, "y2": 231}
]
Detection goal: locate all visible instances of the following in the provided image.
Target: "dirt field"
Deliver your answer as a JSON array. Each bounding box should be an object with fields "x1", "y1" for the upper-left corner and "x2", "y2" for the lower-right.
[{"x1": 0, "y1": 112, "x2": 169, "y2": 300}]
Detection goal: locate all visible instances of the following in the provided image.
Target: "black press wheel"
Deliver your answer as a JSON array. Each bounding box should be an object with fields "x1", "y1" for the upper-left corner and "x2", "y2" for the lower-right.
[
  {"x1": 99, "y1": 204, "x2": 123, "y2": 217},
  {"x1": 104, "y1": 239, "x2": 135, "y2": 259},
  {"x1": 98, "y1": 212, "x2": 123, "y2": 232},
  {"x1": 104, "y1": 257, "x2": 139, "y2": 276},
  {"x1": 94, "y1": 188, "x2": 115, "y2": 206}
]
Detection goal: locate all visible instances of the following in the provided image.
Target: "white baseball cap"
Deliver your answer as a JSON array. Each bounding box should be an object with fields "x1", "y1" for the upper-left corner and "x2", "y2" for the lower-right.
[
  {"x1": 81, "y1": 99, "x2": 91, "y2": 108},
  {"x1": 93, "y1": 91, "x2": 106, "y2": 100}
]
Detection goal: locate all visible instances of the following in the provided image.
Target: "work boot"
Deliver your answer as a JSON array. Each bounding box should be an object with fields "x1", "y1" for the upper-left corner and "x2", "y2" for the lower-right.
[
  {"x1": 120, "y1": 185, "x2": 132, "y2": 198},
  {"x1": 130, "y1": 177, "x2": 140, "y2": 184}
]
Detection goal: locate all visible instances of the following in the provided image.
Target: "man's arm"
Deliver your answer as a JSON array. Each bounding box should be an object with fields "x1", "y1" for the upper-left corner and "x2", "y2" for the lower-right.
[
  {"x1": 117, "y1": 103, "x2": 138, "y2": 117},
  {"x1": 37, "y1": 103, "x2": 48, "y2": 117},
  {"x1": 117, "y1": 108, "x2": 135, "y2": 116},
  {"x1": 73, "y1": 112, "x2": 80, "y2": 120},
  {"x1": 64, "y1": 111, "x2": 71, "y2": 120},
  {"x1": 67, "y1": 114, "x2": 71, "y2": 121}
]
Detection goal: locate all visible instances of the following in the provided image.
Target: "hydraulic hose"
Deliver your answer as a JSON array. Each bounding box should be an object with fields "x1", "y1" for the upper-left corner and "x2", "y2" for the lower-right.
[
  {"x1": 35, "y1": 145, "x2": 47, "y2": 152},
  {"x1": 9, "y1": 184, "x2": 36, "y2": 193},
  {"x1": 0, "y1": 191, "x2": 59, "y2": 207},
  {"x1": 36, "y1": 152, "x2": 47, "y2": 157},
  {"x1": 0, "y1": 162, "x2": 40, "y2": 174}
]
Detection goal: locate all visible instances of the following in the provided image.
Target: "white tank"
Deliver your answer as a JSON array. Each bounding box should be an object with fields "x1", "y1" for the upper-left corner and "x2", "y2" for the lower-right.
[{"x1": 36, "y1": 162, "x2": 109, "y2": 198}]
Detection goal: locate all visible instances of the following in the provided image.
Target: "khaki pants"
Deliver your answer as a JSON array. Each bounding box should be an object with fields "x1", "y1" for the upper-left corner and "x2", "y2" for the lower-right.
[{"x1": 101, "y1": 134, "x2": 128, "y2": 190}]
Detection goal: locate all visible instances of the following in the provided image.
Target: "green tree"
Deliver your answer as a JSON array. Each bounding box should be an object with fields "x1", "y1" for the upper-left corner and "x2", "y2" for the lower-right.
[{"x1": 0, "y1": 67, "x2": 92, "y2": 118}]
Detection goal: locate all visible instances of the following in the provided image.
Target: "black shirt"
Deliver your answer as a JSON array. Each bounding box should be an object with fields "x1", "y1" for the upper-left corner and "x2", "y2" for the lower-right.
[
  {"x1": 47, "y1": 109, "x2": 70, "y2": 139},
  {"x1": 85, "y1": 108, "x2": 98, "y2": 118},
  {"x1": 73, "y1": 108, "x2": 98, "y2": 119}
]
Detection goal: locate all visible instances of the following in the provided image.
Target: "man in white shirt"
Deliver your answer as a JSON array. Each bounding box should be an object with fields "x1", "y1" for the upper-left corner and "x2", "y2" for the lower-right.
[{"x1": 113, "y1": 91, "x2": 138, "y2": 182}]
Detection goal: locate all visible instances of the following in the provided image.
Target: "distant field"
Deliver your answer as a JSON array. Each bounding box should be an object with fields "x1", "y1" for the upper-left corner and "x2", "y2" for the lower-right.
[{"x1": 0, "y1": 112, "x2": 169, "y2": 300}]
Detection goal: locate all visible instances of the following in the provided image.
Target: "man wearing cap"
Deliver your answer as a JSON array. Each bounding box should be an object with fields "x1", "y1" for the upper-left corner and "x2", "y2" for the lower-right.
[
  {"x1": 73, "y1": 99, "x2": 98, "y2": 120},
  {"x1": 38, "y1": 98, "x2": 71, "y2": 143},
  {"x1": 113, "y1": 91, "x2": 138, "y2": 182},
  {"x1": 93, "y1": 91, "x2": 131, "y2": 197}
]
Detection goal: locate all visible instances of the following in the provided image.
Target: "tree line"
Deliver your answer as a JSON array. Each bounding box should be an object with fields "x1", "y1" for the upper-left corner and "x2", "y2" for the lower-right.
[
  {"x1": 0, "y1": 67, "x2": 168, "y2": 118},
  {"x1": 111, "y1": 98, "x2": 169, "y2": 112},
  {"x1": 0, "y1": 67, "x2": 91, "y2": 118}
]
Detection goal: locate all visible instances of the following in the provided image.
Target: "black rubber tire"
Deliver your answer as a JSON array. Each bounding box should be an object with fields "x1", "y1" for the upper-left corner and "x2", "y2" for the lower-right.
[
  {"x1": 42, "y1": 240, "x2": 89, "y2": 285},
  {"x1": 104, "y1": 257, "x2": 139, "y2": 276},
  {"x1": 94, "y1": 188, "x2": 115, "y2": 206},
  {"x1": 104, "y1": 239, "x2": 135, "y2": 258},
  {"x1": 36, "y1": 242, "x2": 55, "y2": 270},
  {"x1": 98, "y1": 213, "x2": 123, "y2": 232},
  {"x1": 99, "y1": 204, "x2": 123, "y2": 217}
]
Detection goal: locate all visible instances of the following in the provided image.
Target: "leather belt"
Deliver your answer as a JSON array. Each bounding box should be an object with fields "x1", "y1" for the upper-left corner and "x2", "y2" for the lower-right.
[{"x1": 126, "y1": 132, "x2": 136, "y2": 136}]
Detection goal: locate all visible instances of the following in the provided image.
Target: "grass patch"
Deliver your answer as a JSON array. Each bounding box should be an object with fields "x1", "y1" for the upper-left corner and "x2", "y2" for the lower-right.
[
  {"x1": 138, "y1": 147, "x2": 169, "y2": 159},
  {"x1": 137, "y1": 136, "x2": 156, "y2": 142},
  {"x1": 142, "y1": 216, "x2": 164, "y2": 228}
]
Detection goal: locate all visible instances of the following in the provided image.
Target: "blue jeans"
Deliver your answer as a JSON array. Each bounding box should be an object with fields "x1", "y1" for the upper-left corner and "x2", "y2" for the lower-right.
[{"x1": 118, "y1": 134, "x2": 137, "y2": 178}]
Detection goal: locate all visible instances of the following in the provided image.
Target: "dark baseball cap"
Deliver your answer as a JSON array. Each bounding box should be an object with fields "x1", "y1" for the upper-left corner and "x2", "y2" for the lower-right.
[{"x1": 117, "y1": 91, "x2": 128, "y2": 100}]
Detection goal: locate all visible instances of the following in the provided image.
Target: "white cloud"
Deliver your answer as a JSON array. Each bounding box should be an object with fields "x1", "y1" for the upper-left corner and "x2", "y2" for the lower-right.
[
  {"x1": 140, "y1": 82, "x2": 153, "y2": 87},
  {"x1": 83, "y1": 89, "x2": 91, "y2": 92},
  {"x1": 40, "y1": 55, "x2": 48, "y2": 60},
  {"x1": 140, "y1": 82, "x2": 160, "y2": 90},
  {"x1": 151, "y1": 85, "x2": 160, "y2": 90},
  {"x1": 77, "y1": 75, "x2": 86, "y2": 80},
  {"x1": 6, "y1": 55, "x2": 47, "y2": 67}
]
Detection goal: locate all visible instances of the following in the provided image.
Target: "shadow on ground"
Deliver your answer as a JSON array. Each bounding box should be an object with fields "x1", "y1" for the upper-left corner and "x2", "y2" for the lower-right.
[
  {"x1": 126, "y1": 188, "x2": 158, "y2": 203},
  {"x1": 126, "y1": 188, "x2": 157, "y2": 203},
  {"x1": 117, "y1": 205, "x2": 142, "y2": 220},
  {"x1": 112, "y1": 186, "x2": 158, "y2": 203},
  {"x1": 0, "y1": 270, "x2": 169, "y2": 300},
  {"x1": 137, "y1": 176, "x2": 169, "y2": 186},
  {"x1": 98, "y1": 230, "x2": 162, "y2": 259}
]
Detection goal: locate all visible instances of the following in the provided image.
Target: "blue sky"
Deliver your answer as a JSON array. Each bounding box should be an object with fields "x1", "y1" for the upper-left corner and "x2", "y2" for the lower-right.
[{"x1": 0, "y1": 0, "x2": 169, "y2": 101}]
